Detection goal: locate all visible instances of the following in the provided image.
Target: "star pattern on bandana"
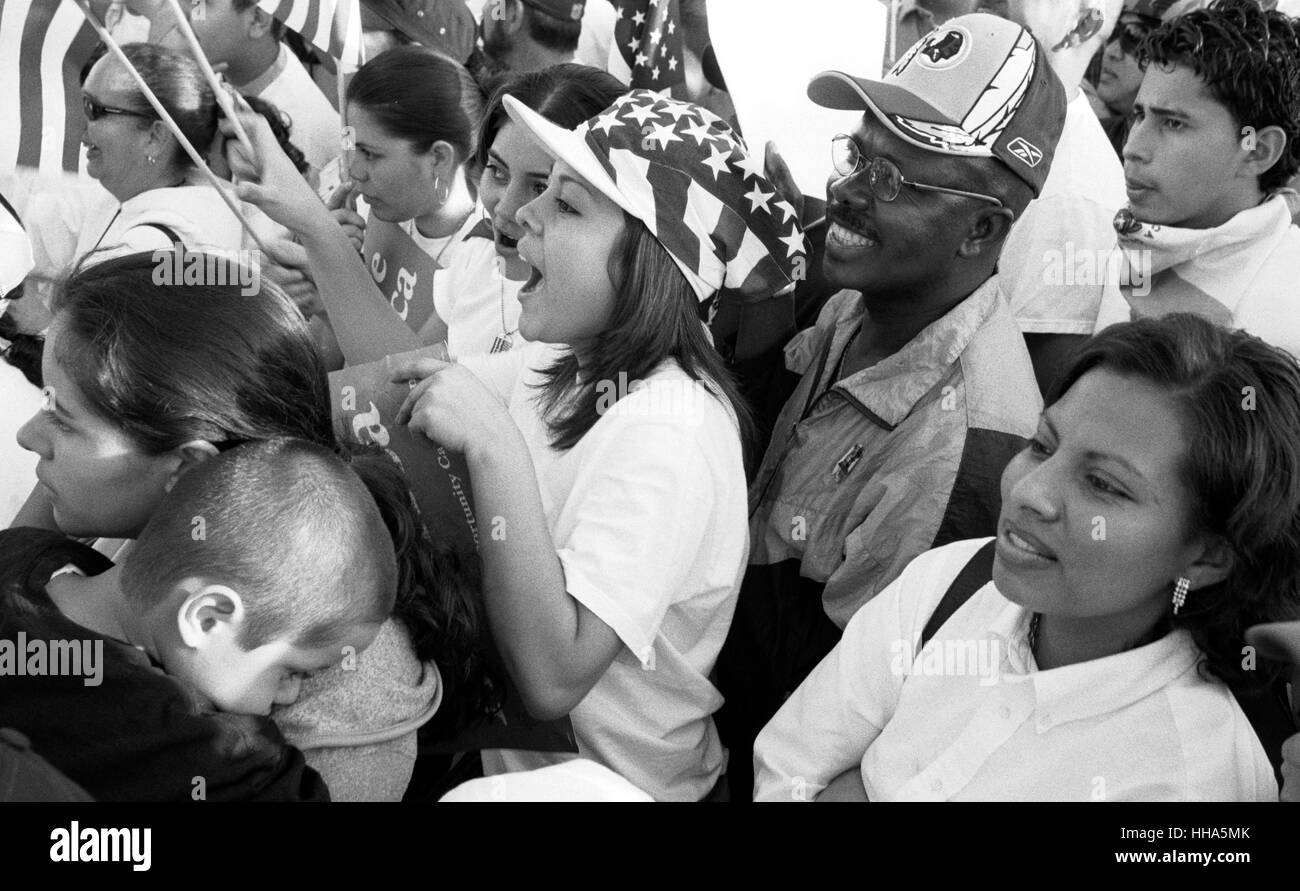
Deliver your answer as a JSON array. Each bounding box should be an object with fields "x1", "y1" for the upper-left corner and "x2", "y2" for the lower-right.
[
  {"x1": 582, "y1": 90, "x2": 807, "y2": 301},
  {"x1": 612, "y1": 0, "x2": 686, "y2": 90}
]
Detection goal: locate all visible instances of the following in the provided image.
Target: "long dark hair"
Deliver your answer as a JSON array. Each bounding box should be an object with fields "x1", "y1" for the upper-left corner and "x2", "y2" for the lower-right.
[
  {"x1": 1049, "y1": 314, "x2": 1300, "y2": 691},
  {"x1": 533, "y1": 216, "x2": 757, "y2": 466},
  {"x1": 50, "y1": 253, "x2": 500, "y2": 729}
]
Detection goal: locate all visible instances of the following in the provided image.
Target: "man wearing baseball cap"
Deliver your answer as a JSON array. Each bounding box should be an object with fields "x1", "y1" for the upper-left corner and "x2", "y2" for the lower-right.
[
  {"x1": 479, "y1": 0, "x2": 587, "y2": 75},
  {"x1": 715, "y1": 13, "x2": 1066, "y2": 797}
]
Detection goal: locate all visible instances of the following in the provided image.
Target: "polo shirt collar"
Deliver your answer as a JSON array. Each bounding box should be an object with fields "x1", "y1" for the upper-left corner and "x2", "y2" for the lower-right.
[
  {"x1": 828, "y1": 276, "x2": 1003, "y2": 428},
  {"x1": 984, "y1": 589, "x2": 1201, "y2": 732}
]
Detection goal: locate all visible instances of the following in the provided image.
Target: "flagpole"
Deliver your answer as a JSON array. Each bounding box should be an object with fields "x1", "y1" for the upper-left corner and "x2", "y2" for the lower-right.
[
  {"x1": 71, "y1": 0, "x2": 273, "y2": 256},
  {"x1": 162, "y1": 0, "x2": 256, "y2": 158}
]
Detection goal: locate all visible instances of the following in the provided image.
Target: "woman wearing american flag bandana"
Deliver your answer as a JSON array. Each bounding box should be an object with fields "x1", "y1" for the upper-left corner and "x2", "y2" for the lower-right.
[{"x1": 393, "y1": 89, "x2": 809, "y2": 801}]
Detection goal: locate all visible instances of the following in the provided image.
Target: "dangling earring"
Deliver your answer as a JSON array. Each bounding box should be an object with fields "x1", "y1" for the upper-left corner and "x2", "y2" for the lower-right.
[
  {"x1": 1172, "y1": 576, "x2": 1191, "y2": 615},
  {"x1": 433, "y1": 173, "x2": 447, "y2": 207},
  {"x1": 147, "y1": 155, "x2": 156, "y2": 165}
]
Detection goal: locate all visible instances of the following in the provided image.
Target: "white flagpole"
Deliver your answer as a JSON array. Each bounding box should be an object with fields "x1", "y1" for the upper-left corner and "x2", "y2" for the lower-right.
[
  {"x1": 162, "y1": 0, "x2": 256, "y2": 158},
  {"x1": 72, "y1": 0, "x2": 272, "y2": 256}
]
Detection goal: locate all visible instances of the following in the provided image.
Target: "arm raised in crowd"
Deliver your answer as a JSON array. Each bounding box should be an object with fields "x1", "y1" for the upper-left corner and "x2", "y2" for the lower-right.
[{"x1": 217, "y1": 106, "x2": 420, "y2": 365}]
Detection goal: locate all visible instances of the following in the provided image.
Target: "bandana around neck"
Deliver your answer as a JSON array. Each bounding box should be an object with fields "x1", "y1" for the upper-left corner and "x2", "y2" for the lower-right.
[{"x1": 1109, "y1": 191, "x2": 1297, "y2": 321}]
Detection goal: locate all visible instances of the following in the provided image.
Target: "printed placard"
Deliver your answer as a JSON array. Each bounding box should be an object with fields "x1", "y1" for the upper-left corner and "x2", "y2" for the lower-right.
[
  {"x1": 363, "y1": 217, "x2": 440, "y2": 335},
  {"x1": 329, "y1": 347, "x2": 578, "y2": 756},
  {"x1": 329, "y1": 344, "x2": 478, "y2": 556}
]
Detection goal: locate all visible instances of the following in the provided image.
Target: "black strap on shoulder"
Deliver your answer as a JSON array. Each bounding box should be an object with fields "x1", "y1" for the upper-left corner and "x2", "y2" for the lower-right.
[
  {"x1": 920, "y1": 540, "x2": 997, "y2": 649},
  {"x1": 139, "y1": 222, "x2": 182, "y2": 246}
]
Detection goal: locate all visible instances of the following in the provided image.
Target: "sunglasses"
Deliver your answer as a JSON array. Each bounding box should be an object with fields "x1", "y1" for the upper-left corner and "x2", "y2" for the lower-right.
[
  {"x1": 82, "y1": 94, "x2": 154, "y2": 123},
  {"x1": 831, "y1": 135, "x2": 1004, "y2": 208},
  {"x1": 1108, "y1": 18, "x2": 1157, "y2": 55}
]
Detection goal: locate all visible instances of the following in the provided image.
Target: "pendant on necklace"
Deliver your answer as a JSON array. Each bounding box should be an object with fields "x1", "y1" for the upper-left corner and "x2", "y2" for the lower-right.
[{"x1": 490, "y1": 332, "x2": 514, "y2": 354}]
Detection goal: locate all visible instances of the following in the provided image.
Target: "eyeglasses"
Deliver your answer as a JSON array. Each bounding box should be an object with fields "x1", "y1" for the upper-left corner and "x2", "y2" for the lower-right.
[
  {"x1": 831, "y1": 135, "x2": 1003, "y2": 208},
  {"x1": 83, "y1": 94, "x2": 154, "y2": 123}
]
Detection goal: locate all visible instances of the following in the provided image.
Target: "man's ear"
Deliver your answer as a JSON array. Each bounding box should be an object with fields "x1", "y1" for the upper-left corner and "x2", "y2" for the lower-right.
[
  {"x1": 175, "y1": 581, "x2": 245, "y2": 649},
  {"x1": 1186, "y1": 535, "x2": 1235, "y2": 593},
  {"x1": 958, "y1": 205, "x2": 1018, "y2": 258},
  {"x1": 163, "y1": 440, "x2": 220, "y2": 493},
  {"x1": 1239, "y1": 125, "x2": 1287, "y2": 184},
  {"x1": 248, "y1": 7, "x2": 274, "y2": 40}
]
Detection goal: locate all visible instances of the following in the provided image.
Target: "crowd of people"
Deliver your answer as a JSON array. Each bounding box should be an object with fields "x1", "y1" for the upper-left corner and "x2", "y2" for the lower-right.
[{"x1": 1, "y1": 0, "x2": 1300, "y2": 803}]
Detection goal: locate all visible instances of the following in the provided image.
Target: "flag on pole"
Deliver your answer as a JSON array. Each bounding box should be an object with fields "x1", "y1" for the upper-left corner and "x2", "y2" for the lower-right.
[
  {"x1": 255, "y1": 0, "x2": 362, "y2": 72},
  {"x1": 0, "y1": 0, "x2": 101, "y2": 175},
  {"x1": 608, "y1": 0, "x2": 685, "y2": 91}
]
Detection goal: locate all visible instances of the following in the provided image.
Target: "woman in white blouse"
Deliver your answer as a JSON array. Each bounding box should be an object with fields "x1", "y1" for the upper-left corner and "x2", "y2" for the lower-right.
[
  {"x1": 755, "y1": 314, "x2": 1300, "y2": 801},
  {"x1": 75, "y1": 43, "x2": 244, "y2": 263}
]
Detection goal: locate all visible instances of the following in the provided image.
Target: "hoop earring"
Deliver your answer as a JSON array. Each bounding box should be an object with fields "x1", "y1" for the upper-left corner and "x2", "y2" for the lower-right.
[{"x1": 1172, "y1": 576, "x2": 1191, "y2": 615}]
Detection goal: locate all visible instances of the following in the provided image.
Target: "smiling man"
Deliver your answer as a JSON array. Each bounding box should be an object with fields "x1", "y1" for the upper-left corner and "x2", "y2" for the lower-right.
[
  {"x1": 1091, "y1": 0, "x2": 1300, "y2": 357},
  {"x1": 715, "y1": 13, "x2": 1066, "y2": 797}
]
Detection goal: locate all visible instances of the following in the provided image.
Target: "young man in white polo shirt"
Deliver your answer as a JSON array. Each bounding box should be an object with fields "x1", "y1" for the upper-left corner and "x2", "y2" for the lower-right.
[{"x1": 189, "y1": 0, "x2": 342, "y2": 174}]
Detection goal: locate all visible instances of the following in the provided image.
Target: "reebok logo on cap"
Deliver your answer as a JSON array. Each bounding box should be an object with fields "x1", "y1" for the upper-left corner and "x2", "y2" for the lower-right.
[{"x1": 1006, "y1": 136, "x2": 1043, "y2": 167}]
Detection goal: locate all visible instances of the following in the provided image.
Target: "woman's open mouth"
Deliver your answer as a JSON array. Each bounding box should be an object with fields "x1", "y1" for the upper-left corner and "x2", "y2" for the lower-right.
[{"x1": 519, "y1": 265, "x2": 544, "y2": 295}]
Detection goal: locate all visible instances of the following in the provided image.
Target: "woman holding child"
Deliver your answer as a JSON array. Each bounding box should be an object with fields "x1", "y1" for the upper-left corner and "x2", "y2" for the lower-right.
[{"x1": 5, "y1": 253, "x2": 493, "y2": 801}]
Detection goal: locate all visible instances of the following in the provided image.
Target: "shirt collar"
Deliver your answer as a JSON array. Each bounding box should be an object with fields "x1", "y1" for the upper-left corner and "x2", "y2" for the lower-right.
[
  {"x1": 984, "y1": 591, "x2": 1202, "y2": 731},
  {"x1": 825, "y1": 276, "x2": 1004, "y2": 428},
  {"x1": 239, "y1": 43, "x2": 288, "y2": 98}
]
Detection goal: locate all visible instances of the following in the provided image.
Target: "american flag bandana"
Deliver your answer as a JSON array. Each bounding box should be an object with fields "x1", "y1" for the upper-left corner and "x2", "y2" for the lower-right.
[
  {"x1": 505, "y1": 89, "x2": 808, "y2": 306},
  {"x1": 609, "y1": 0, "x2": 685, "y2": 91}
]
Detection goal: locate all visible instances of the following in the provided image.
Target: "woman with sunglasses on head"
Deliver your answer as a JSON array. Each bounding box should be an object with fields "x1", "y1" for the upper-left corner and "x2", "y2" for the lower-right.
[
  {"x1": 755, "y1": 314, "x2": 1300, "y2": 802},
  {"x1": 74, "y1": 43, "x2": 245, "y2": 264}
]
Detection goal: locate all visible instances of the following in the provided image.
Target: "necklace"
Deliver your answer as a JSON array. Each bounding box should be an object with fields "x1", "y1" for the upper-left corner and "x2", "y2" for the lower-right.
[{"x1": 491, "y1": 280, "x2": 518, "y2": 353}]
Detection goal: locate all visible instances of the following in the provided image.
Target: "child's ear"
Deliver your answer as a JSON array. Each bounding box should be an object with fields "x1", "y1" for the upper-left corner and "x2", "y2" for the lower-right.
[
  {"x1": 163, "y1": 440, "x2": 220, "y2": 493},
  {"x1": 1239, "y1": 124, "x2": 1287, "y2": 181},
  {"x1": 175, "y1": 581, "x2": 246, "y2": 649}
]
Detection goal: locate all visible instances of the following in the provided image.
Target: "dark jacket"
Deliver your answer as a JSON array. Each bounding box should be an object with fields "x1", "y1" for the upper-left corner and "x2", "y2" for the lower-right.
[{"x1": 0, "y1": 528, "x2": 329, "y2": 802}]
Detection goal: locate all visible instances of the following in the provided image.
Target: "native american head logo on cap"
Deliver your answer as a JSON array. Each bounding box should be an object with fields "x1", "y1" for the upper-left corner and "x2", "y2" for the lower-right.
[{"x1": 917, "y1": 28, "x2": 970, "y2": 69}]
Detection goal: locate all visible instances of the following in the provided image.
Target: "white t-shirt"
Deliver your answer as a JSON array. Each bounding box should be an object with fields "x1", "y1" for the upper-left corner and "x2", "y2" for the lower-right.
[
  {"x1": 998, "y1": 92, "x2": 1128, "y2": 335},
  {"x1": 465, "y1": 341, "x2": 749, "y2": 801},
  {"x1": 754, "y1": 538, "x2": 1277, "y2": 802},
  {"x1": 404, "y1": 212, "x2": 525, "y2": 358},
  {"x1": 243, "y1": 44, "x2": 342, "y2": 175}
]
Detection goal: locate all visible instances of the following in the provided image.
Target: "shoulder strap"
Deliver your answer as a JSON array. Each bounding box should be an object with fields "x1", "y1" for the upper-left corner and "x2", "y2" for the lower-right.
[
  {"x1": 137, "y1": 222, "x2": 182, "y2": 246},
  {"x1": 920, "y1": 539, "x2": 996, "y2": 649}
]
